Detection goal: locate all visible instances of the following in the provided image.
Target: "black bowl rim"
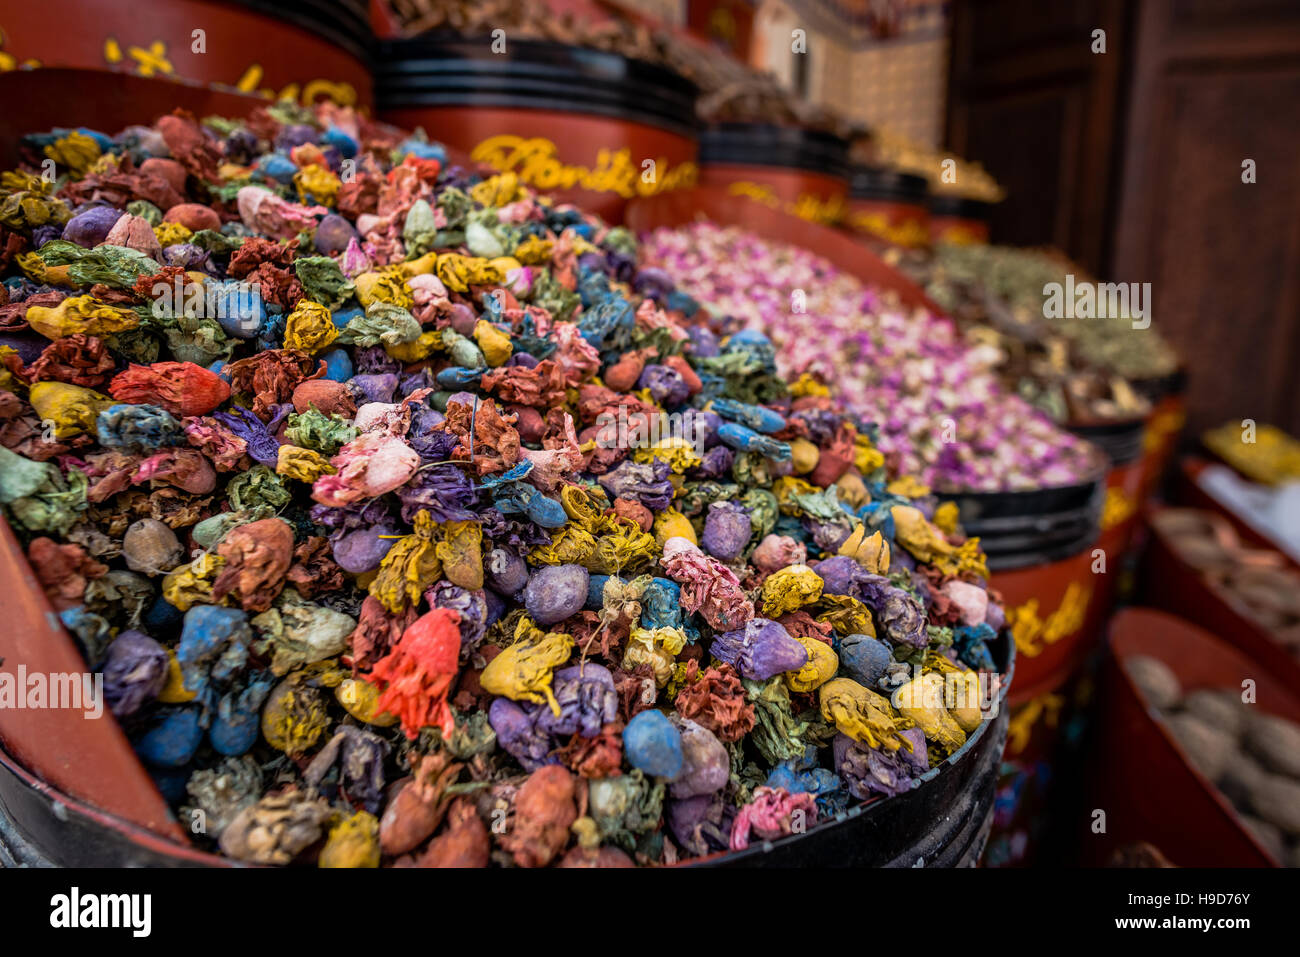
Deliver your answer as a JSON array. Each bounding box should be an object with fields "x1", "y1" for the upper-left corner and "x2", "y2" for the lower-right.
[
  {"x1": 698, "y1": 122, "x2": 851, "y2": 179},
  {"x1": 231, "y1": 0, "x2": 374, "y2": 65},
  {"x1": 375, "y1": 35, "x2": 699, "y2": 137},
  {"x1": 849, "y1": 164, "x2": 929, "y2": 203},
  {"x1": 928, "y1": 192, "x2": 998, "y2": 218}
]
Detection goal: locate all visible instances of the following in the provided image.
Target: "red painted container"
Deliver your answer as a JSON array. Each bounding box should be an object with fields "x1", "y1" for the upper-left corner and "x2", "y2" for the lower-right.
[
  {"x1": 1069, "y1": 416, "x2": 1149, "y2": 638},
  {"x1": 943, "y1": 476, "x2": 1108, "y2": 867},
  {"x1": 0, "y1": 0, "x2": 373, "y2": 108},
  {"x1": 1133, "y1": 368, "x2": 1188, "y2": 502},
  {"x1": 1082, "y1": 608, "x2": 1292, "y2": 867},
  {"x1": 0, "y1": 518, "x2": 197, "y2": 854},
  {"x1": 697, "y1": 123, "x2": 850, "y2": 227},
  {"x1": 928, "y1": 193, "x2": 996, "y2": 245},
  {"x1": 984, "y1": 669, "x2": 1093, "y2": 867},
  {"x1": 1139, "y1": 507, "x2": 1300, "y2": 687},
  {"x1": 375, "y1": 35, "x2": 700, "y2": 224},
  {"x1": 844, "y1": 165, "x2": 930, "y2": 250}
]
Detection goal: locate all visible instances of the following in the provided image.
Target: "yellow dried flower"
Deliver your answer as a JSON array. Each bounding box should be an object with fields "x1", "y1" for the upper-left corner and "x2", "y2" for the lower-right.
[
  {"x1": 785, "y1": 634, "x2": 839, "y2": 693},
  {"x1": 480, "y1": 615, "x2": 574, "y2": 713},
  {"x1": 276, "y1": 445, "x2": 336, "y2": 483},
  {"x1": 759, "y1": 564, "x2": 823, "y2": 618},
  {"x1": 369, "y1": 510, "x2": 442, "y2": 613},
  {"x1": 26, "y1": 294, "x2": 139, "y2": 340}
]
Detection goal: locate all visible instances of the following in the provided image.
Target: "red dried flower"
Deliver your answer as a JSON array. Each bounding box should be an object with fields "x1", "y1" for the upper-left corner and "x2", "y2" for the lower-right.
[
  {"x1": 554, "y1": 722, "x2": 625, "y2": 778},
  {"x1": 285, "y1": 535, "x2": 346, "y2": 600},
  {"x1": 674, "y1": 660, "x2": 756, "y2": 742},
  {"x1": 224, "y1": 350, "x2": 324, "y2": 420},
  {"x1": 481, "y1": 358, "x2": 568, "y2": 409},
  {"x1": 182, "y1": 416, "x2": 248, "y2": 471},
  {"x1": 211, "y1": 517, "x2": 295, "y2": 612},
  {"x1": 27, "y1": 537, "x2": 107, "y2": 611},
  {"x1": 368, "y1": 608, "x2": 462, "y2": 740},
  {"x1": 775, "y1": 610, "x2": 835, "y2": 643},
  {"x1": 440, "y1": 399, "x2": 521, "y2": 476},
  {"x1": 417, "y1": 797, "x2": 489, "y2": 868},
  {"x1": 244, "y1": 262, "x2": 304, "y2": 311},
  {"x1": 82, "y1": 450, "x2": 142, "y2": 502},
  {"x1": 156, "y1": 110, "x2": 222, "y2": 181},
  {"x1": 1, "y1": 290, "x2": 63, "y2": 330},
  {"x1": 499, "y1": 765, "x2": 577, "y2": 868},
  {"x1": 109, "y1": 361, "x2": 232, "y2": 417},
  {"x1": 348, "y1": 595, "x2": 418, "y2": 675},
  {"x1": 132, "y1": 448, "x2": 217, "y2": 495},
  {"x1": 226, "y1": 238, "x2": 300, "y2": 280}
]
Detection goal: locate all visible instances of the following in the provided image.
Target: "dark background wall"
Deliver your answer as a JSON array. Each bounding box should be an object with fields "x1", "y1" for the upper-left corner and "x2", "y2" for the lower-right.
[{"x1": 946, "y1": 0, "x2": 1300, "y2": 439}]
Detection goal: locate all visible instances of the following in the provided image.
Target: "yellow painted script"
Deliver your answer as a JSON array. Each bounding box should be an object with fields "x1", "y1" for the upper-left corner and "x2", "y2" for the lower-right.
[
  {"x1": 726, "y1": 181, "x2": 844, "y2": 226},
  {"x1": 1006, "y1": 691, "x2": 1065, "y2": 756},
  {"x1": 849, "y1": 210, "x2": 929, "y2": 248},
  {"x1": 1008, "y1": 580, "x2": 1093, "y2": 659},
  {"x1": 471, "y1": 135, "x2": 697, "y2": 199},
  {"x1": 1100, "y1": 486, "x2": 1137, "y2": 531}
]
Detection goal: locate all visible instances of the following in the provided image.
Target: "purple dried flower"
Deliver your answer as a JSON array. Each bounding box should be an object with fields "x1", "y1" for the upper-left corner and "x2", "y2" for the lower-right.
[
  {"x1": 396, "y1": 464, "x2": 477, "y2": 523},
  {"x1": 536, "y1": 663, "x2": 618, "y2": 738},
  {"x1": 637, "y1": 364, "x2": 690, "y2": 407},
  {"x1": 690, "y1": 445, "x2": 734, "y2": 480},
  {"x1": 486, "y1": 547, "x2": 529, "y2": 595},
  {"x1": 701, "y1": 501, "x2": 751, "y2": 561},
  {"x1": 523, "y1": 564, "x2": 589, "y2": 626},
  {"x1": 667, "y1": 792, "x2": 733, "y2": 855},
  {"x1": 352, "y1": 345, "x2": 401, "y2": 375},
  {"x1": 832, "y1": 727, "x2": 929, "y2": 800},
  {"x1": 425, "y1": 582, "x2": 489, "y2": 652},
  {"x1": 101, "y1": 629, "x2": 169, "y2": 717},
  {"x1": 302, "y1": 724, "x2": 389, "y2": 814},
  {"x1": 669, "y1": 716, "x2": 730, "y2": 799},
  {"x1": 710, "y1": 617, "x2": 808, "y2": 681},
  {"x1": 348, "y1": 373, "x2": 398, "y2": 405},
  {"x1": 597, "y1": 459, "x2": 674, "y2": 512},
  {"x1": 213, "y1": 406, "x2": 280, "y2": 466},
  {"x1": 488, "y1": 697, "x2": 557, "y2": 771}
]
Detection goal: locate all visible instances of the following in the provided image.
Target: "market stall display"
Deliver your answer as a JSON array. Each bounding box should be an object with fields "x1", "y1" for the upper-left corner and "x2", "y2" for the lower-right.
[
  {"x1": 850, "y1": 131, "x2": 1004, "y2": 245},
  {"x1": 843, "y1": 165, "x2": 930, "y2": 252},
  {"x1": 1142, "y1": 508, "x2": 1300, "y2": 683},
  {"x1": 921, "y1": 244, "x2": 1178, "y2": 426},
  {"x1": 638, "y1": 221, "x2": 1109, "y2": 686},
  {"x1": 0, "y1": 103, "x2": 1009, "y2": 867},
  {"x1": 915, "y1": 241, "x2": 1185, "y2": 640},
  {"x1": 1203, "y1": 420, "x2": 1300, "y2": 487},
  {"x1": 639, "y1": 219, "x2": 1113, "y2": 868},
  {"x1": 375, "y1": 0, "x2": 857, "y2": 226},
  {"x1": 1085, "y1": 608, "x2": 1300, "y2": 868},
  {"x1": 640, "y1": 223, "x2": 1104, "y2": 494}
]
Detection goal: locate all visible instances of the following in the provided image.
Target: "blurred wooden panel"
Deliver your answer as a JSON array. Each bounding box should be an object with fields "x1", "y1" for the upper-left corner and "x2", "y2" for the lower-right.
[
  {"x1": 1112, "y1": 0, "x2": 1300, "y2": 437},
  {"x1": 946, "y1": 0, "x2": 1129, "y2": 273},
  {"x1": 962, "y1": 85, "x2": 1078, "y2": 251}
]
